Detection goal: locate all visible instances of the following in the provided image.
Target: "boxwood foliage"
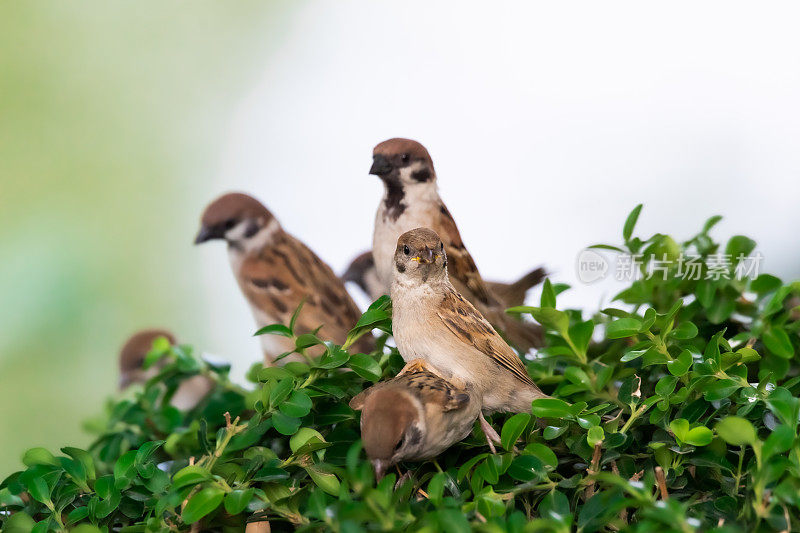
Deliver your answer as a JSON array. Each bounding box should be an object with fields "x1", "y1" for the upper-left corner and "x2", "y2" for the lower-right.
[{"x1": 2, "y1": 206, "x2": 800, "y2": 533}]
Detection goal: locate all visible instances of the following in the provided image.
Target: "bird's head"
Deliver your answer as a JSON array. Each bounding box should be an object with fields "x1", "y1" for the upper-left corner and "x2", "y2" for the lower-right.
[
  {"x1": 194, "y1": 193, "x2": 277, "y2": 250},
  {"x1": 118, "y1": 329, "x2": 175, "y2": 390},
  {"x1": 393, "y1": 228, "x2": 448, "y2": 285},
  {"x1": 370, "y1": 138, "x2": 436, "y2": 188},
  {"x1": 351, "y1": 386, "x2": 425, "y2": 480}
]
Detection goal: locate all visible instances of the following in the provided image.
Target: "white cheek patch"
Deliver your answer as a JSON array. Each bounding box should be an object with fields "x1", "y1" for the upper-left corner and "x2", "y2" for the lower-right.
[
  {"x1": 399, "y1": 162, "x2": 425, "y2": 184},
  {"x1": 226, "y1": 218, "x2": 280, "y2": 253}
]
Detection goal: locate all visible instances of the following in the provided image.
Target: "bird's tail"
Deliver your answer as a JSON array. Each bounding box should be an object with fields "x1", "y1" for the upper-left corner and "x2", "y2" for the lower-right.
[
  {"x1": 487, "y1": 266, "x2": 547, "y2": 308},
  {"x1": 500, "y1": 315, "x2": 545, "y2": 352}
]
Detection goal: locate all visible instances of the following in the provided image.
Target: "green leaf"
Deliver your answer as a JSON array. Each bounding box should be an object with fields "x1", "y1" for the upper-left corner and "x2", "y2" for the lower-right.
[
  {"x1": 726, "y1": 235, "x2": 756, "y2": 261},
  {"x1": 113, "y1": 450, "x2": 137, "y2": 488},
  {"x1": 500, "y1": 413, "x2": 530, "y2": 451},
  {"x1": 253, "y1": 323, "x2": 293, "y2": 337},
  {"x1": 587, "y1": 426, "x2": 604, "y2": 446},
  {"x1": 667, "y1": 349, "x2": 693, "y2": 376},
  {"x1": 279, "y1": 390, "x2": 313, "y2": 418},
  {"x1": 305, "y1": 465, "x2": 340, "y2": 496},
  {"x1": 763, "y1": 425, "x2": 794, "y2": 458},
  {"x1": 507, "y1": 455, "x2": 544, "y2": 482},
  {"x1": 684, "y1": 426, "x2": 713, "y2": 446},
  {"x1": 22, "y1": 448, "x2": 56, "y2": 467},
  {"x1": 347, "y1": 353, "x2": 382, "y2": 382},
  {"x1": 181, "y1": 485, "x2": 224, "y2": 524},
  {"x1": 172, "y1": 465, "x2": 210, "y2": 489},
  {"x1": 62, "y1": 447, "x2": 95, "y2": 480},
  {"x1": 568, "y1": 320, "x2": 594, "y2": 358},
  {"x1": 531, "y1": 398, "x2": 572, "y2": 418},
  {"x1": 716, "y1": 416, "x2": 758, "y2": 446},
  {"x1": 763, "y1": 327, "x2": 794, "y2": 359},
  {"x1": 272, "y1": 412, "x2": 302, "y2": 435},
  {"x1": 669, "y1": 418, "x2": 689, "y2": 443},
  {"x1": 223, "y1": 488, "x2": 255, "y2": 515},
  {"x1": 623, "y1": 204, "x2": 643, "y2": 241},
  {"x1": 541, "y1": 278, "x2": 556, "y2": 308},
  {"x1": 289, "y1": 427, "x2": 326, "y2": 454},
  {"x1": 606, "y1": 318, "x2": 642, "y2": 339},
  {"x1": 670, "y1": 322, "x2": 698, "y2": 340},
  {"x1": 269, "y1": 378, "x2": 294, "y2": 407}
]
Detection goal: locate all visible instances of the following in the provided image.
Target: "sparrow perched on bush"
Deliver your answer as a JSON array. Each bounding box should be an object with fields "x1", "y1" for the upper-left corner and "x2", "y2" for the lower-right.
[
  {"x1": 195, "y1": 193, "x2": 373, "y2": 363},
  {"x1": 369, "y1": 138, "x2": 543, "y2": 350},
  {"x1": 118, "y1": 329, "x2": 213, "y2": 410},
  {"x1": 349, "y1": 361, "x2": 480, "y2": 479},
  {"x1": 344, "y1": 249, "x2": 546, "y2": 308},
  {"x1": 390, "y1": 228, "x2": 549, "y2": 446}
]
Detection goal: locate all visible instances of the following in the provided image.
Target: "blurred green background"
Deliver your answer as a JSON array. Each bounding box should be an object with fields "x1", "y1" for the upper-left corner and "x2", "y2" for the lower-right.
[{"x1": 0, "y1": 2, "x2": 289, "y2": 476}]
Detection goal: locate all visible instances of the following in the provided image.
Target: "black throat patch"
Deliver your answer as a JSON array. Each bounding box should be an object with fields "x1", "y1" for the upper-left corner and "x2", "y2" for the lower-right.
[{"x1": 382, "y1": 176, "x2": 406, "y2": 222}]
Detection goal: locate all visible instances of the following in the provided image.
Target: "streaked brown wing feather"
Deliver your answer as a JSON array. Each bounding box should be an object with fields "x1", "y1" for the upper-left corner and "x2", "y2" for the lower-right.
[
  {"x1": 437, "y1": 288, "x2": 536, "y2": 387},
  {"x1": 403, "y1": 369, "x2": 472, "y2": 412},
  {"x1": 433, "y1": 202, "x2": 499, "y2": 308},
  {"x1": 240, "y1": 232, "x2": 367, "y2": 348}
]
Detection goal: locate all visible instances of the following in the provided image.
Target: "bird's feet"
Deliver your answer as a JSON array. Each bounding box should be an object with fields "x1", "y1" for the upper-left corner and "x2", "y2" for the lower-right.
[
  {"x1": 478, "y1": 412, "x2": 502, "y2": 454},
  {"x1": 398, "y1": 358, "x2": 435, "y2": 377}
]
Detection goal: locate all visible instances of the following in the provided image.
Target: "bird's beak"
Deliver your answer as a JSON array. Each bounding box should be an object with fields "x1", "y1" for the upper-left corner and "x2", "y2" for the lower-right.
[
  {"x1": 412, "y1": 248, "x2": 435, "y2": 264},
  {"x1": 371, "y1": 459, "x2": 388, "y2": 480},
  {"x1": 194, "y1": 225, "x2": 222, "y2": 244},
  {"x1": 369, "y1": 154, "x2": 392, "y2": 177}
]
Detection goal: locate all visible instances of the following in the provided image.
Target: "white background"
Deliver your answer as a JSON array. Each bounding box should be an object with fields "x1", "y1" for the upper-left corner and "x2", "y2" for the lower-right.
[{"x1": 194, "y1": 2, "x2": 800, "y2": 378}]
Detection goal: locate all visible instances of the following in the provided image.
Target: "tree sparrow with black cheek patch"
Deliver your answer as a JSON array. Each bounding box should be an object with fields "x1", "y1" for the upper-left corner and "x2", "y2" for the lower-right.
[
  {"x1": 389, "y1": 228, "x2": 549, "y2": 448},
  {"x1": 194, "y1": 193, "x2": 373, "y2": 364},
  {"x1": 118, "y1": 329, "x2": 214, "y2": 411},
  {"x1": 349, "y1": 361, "x2": 480, "y2": 479},
  {"x1": 369, "y1": 138, "x2": 543, "y2": 350}
]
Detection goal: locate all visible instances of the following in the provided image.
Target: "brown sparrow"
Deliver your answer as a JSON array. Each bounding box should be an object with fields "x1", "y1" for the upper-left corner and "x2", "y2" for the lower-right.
[
  {"x1": 389, "y1": 228, "x2": 548, "y2": 444},
  {"x1": 349, "y1": 360, "x2": 480, "y2": 479},
  {"x1": 369, "y1": 138, "x2": 543, "y2": 350},
  {"x1": 194, "y1": 193, "x2": 373, "y2": 364},
  {"x1": 344, "y1": 248, "x2": 545, "y2": 308},
  {"x1": 118, "y1": 329, "x2": 213, "y2": 410}
]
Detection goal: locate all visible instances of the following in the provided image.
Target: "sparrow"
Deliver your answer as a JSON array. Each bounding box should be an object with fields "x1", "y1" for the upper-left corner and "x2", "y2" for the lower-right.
[
  {"x1": 390, "y1": 228, "x2": 549, "y2": 445},
  {"x1": 194, "y1": 193, "x2": 373, "y2": 363},
  {"x1": 118, "y1": 329, "x2": 214, "y2": 410},
  {"x1": 369, "y1": 138, "x2": 543, "y2": 350},
  {"x1": 344, "y1": 248, "x2": 546, "y2": 308},
  {"x1": 349, "y1": 360, "x2": 480, "y2": 479}
]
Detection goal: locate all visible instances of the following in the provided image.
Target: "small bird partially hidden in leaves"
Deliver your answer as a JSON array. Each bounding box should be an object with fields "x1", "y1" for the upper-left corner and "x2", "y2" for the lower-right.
[
  {"x1": 344, "y1": 249, "x2": 546, "y2": 308},
  {"x1": 118, "y1": 329, "x2": 213, "y2": 411},
  {"x1": 369, "y1": 138, "x2": 543, "y2": 350},
  {"x1": 390, "y1": 228, "x2": 549, "y2": 451},
  {"x1": 194, "y1": 193, "x2": 373, "y2": 364},
  {"x1": 349, "y1": 360, "x2": 480, "y2": 480}
]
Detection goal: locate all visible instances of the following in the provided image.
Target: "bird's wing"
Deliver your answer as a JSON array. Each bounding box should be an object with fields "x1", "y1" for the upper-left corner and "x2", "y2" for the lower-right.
[
  {"x1": 436, "y1": 287, "x2": 537, "y2": 387},
  {"x1": 239, "y1": 232, "x2": 367, "y2": 348},
  {"x1": 432, "y1": 202, "x2": 500, "y2": 308},
  {"x1": 403, "y1": 369, "x2": 472, "y2": 412}
]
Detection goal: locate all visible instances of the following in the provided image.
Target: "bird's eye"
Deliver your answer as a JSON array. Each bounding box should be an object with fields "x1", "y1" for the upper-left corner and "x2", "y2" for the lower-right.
[
  {"x1": 401, "y1": 153, "x2": 409, "y2": 163},
  {"x1": 223, "y1": 218, "x2": 237, "y2": 230},
  {"x1": 403, "y1": 245, "x2": 410, "y2": 256}
]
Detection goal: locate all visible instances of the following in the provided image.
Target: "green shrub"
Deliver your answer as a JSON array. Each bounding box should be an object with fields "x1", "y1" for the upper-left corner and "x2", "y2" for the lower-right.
[{"x1": 2, "y1": 206, "x2": 799, "y2": 532}]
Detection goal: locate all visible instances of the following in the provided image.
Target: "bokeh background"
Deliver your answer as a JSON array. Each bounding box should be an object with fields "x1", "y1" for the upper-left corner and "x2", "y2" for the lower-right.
[{"x1": 2, "y1": 1, "x2": 799, "y2": 476}]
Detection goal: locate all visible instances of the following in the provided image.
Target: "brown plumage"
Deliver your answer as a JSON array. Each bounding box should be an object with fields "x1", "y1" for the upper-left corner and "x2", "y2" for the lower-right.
[
  {"x1": 349, "y1": 360, "x2": 480, "y2": 479},
  {"x1": 344, "y1": 249, "x2": 546, "y2": 308},
  {"x1": 390, "y1": 228, "x2": 548, "y2": 416},
  {"x1": 195, "y1": 193, "x2": 374, "y2": 364},
  {"x1": 370, "y1": 138, "x2": 543, "y2": 350},
  {"x1": 118, "y1": 329, "x2": 213, "y2": 410}
]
